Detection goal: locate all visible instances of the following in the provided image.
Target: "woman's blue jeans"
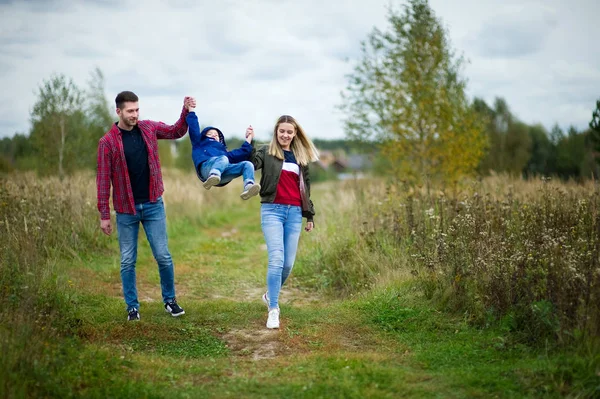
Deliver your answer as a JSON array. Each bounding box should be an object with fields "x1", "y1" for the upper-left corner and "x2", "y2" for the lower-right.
[
  {"x1": 261, "y1": 203, "x2": 303, "y2": 310},
  {"x1": 200, "y1": 155, "x2": 255, "y2": 187},
  {"x1": 116, "y1": 197, "x2": 176, "y2": 312}
]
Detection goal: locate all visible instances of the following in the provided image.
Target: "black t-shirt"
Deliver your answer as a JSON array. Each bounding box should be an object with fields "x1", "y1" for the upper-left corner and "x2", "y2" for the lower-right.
[{"x1": 119, "y1": 125, "x2": 150, "y2": 204}]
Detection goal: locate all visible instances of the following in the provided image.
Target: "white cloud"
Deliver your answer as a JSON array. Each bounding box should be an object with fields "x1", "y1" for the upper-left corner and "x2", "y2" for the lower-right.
[
  {"x1": 469, "y1": 8, "x2": 558, "y2": 58},
  {"x1": 0, "y1": 0, "x2": 598, "y2": 141}
]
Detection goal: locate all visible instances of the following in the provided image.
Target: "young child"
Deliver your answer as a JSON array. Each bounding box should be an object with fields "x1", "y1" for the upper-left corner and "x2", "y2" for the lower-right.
[{"x1": 185, "y1": 101, "x2": 260, "y2": 200}]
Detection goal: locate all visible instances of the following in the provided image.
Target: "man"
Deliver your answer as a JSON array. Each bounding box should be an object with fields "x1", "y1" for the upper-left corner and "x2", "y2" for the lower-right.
[{"x1": 97, "y1": 91, "x2": 193, "y2": 321}]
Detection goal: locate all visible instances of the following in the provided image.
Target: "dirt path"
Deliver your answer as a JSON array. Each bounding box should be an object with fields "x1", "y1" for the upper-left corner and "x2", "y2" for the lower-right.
[{"x1": 72, "y1": 217, "x2": 324, "y2": 361}]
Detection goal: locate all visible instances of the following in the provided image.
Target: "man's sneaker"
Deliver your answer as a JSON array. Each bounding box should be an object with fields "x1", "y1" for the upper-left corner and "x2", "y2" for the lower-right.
[
  {"x1": 262, "y1": 292, "x2": 269, "y2": 308},
  {"x1": 240, "y1": 183, "x2": 261, "y2": 200},
  {"x1": 203, "y1": 174, "x2": 221, "y2": 190},
  {"x1": 128, "y1": 308, "x2": 140, "y2": 321},
  {"x1": 266, "y1": 308, "x2": 280, "y2": 329},
  {"x1": 165, "y1": 300, "x2": 185, "y2": 317}
]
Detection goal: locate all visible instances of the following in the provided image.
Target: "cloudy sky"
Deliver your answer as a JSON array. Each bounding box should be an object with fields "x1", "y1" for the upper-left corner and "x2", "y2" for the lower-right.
[{"x1": 0, "y1": 0, "x2": 598, "y2": 141}]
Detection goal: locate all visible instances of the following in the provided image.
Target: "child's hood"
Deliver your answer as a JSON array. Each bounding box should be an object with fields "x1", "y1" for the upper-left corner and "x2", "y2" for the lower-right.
[{"x1": 200, "y1": 126, "x2": 226, "y2": 146}]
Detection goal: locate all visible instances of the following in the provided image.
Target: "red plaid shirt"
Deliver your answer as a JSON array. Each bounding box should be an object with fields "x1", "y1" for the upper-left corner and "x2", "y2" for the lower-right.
[{"x1": 96, "y1": 106, "x2": 189, "y2": 220}]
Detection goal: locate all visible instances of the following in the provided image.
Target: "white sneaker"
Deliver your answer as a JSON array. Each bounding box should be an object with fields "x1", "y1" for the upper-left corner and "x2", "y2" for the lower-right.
[
  {"x1": 240, "y1": 183, "x2": 260, "y2": 200},
  {"x1": 266, "y1": 308, "x2": 280, "y2": 329},
  {"x1": 203, "y1": 174, "x2": 221, "y2": 190},
  {"x1": 262, "y1": 292, "x2": 269, "y2": 308}
]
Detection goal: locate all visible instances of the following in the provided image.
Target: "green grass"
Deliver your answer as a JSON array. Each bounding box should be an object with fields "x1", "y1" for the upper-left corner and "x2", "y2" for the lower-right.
[{"x1": 2, "y1": 174, "x2": 599, "y2": 398}]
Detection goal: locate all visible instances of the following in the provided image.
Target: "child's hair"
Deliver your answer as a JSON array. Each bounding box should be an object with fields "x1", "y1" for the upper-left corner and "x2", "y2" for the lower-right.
[{"x1": 268, "y1": 115, "x2": 319, "y2": 166}]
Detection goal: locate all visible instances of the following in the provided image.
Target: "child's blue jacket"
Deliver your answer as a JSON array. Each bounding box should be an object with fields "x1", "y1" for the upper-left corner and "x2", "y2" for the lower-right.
[{"x1": 186, "y1": 112, "x2": 253, "y2": 181}]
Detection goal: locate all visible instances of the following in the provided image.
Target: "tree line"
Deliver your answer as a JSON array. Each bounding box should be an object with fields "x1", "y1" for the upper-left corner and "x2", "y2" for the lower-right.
[
  {"x1": 1, "y1": 75, "x2": 596, "y2": 182},
  {"x1": 0, "y1": 68, "x2": 112, "y2": 179},
  {"x1": 1, "y1": 0, "x2": 599, "y2": 182},
  {"x1": 339, "y1": 0, "x2": 599, "y2": 183},
  {"x1": 474, "y1": 97, "x2": 599, "y2": 180}
]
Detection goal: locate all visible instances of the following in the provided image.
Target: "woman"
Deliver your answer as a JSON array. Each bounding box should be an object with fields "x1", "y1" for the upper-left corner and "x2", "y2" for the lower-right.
[{"x1": 252, "y1": 115, "x2": 319, "y2": 329}]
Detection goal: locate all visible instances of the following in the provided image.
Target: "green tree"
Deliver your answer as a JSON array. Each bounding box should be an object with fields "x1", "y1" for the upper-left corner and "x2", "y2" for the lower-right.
[
  {"x1": 0, "y1": 137, "x2": 14, "y2": 172},
  {"x1": 30, "y1": 74, "x2": 85, "y2": 179},
  {"x1": 549, "y1": 123, "x2": 564, "y2": 144},
  {"x1": 581, "y1": 129, "x2": 600, "y2": 179},
  {"x1": 86, "y1": 68, "x2": 113, "y2": 132},
  {"x1": 546, "y1": 124, "x2": 564, "y2": 176},
  {"x1": 473, "y1": 97, "x2": 496, "y2": 174},
  {"x1": 476, "y1": 98, "x2": 531, "y2": 176},
  {"x1": 589, "y1": 99, "x2": 600, "y2": 166},
  {"x1": 339, "y1": 0, "x2": 487, "y2": 183},
  {"x1": 524, "y1": 124, "x2": 551, "y2": 177},
  {"x1": 0, "y1": 133, "x2": 36, "y2": 171},
  {"x1": 75, "y1": 68, "x2": 114, "y2": 169},
  {"x1": 555, "y1": 126, "x2": 586, "y2": 180},
  {"x1": 28, "y1": 69, "x2": 113, "y2": 176},
  {"x1": 86, "y1": 68, "x2": 113, "y2": 138},
  {"x1": 0, "y1": 137, "x2": 17, "y2": 171},
  {"x1": 504, "y1": 121, "x2": 531, "y2": 176}
]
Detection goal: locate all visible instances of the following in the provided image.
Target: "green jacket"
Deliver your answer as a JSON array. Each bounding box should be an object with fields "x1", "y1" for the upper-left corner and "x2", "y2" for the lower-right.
[{"x1": 251, "y1": 145, "x2": 315, "y2": 222}]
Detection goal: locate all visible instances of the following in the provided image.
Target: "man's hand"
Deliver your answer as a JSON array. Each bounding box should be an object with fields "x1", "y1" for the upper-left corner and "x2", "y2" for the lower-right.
[
  {"x1": 305, "y1": 221, "x2": 314, "y2": 232},
  {"x1": 100, "y1": 219, "x2": 112, "y2": 236},
  {"x1": 245, "y1": 125, "x2": 254, "y2": 143},
  {"x1": 184, "y1": 96, "x2": 196, "y2": 111}
]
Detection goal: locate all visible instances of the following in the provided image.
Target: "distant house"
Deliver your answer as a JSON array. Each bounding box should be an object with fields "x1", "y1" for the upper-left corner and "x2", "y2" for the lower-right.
[
  {"x1": 347, "y1": 154, "x2": 372, "y2": 170},
  {"x1": 327, "y1": 154, "x2": 372, "y2": 173},
  {"x1": 331, "y1": 159, "x2": 348, "y2": 173},
  {"x1": 311, "y1": 148, "x2": 373, "y2": 180},
  {"x1": 318, "y1": 150, "x2": 336, "y2": 167},
  {"x1": 312, "y1": 146, "x2": 373, "y2": 180}
]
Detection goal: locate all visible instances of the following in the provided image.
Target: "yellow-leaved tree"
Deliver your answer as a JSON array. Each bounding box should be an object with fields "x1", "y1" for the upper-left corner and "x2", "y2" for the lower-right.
[{"x1": 340, "y1": 0, "x2": 487, "y2": 184}]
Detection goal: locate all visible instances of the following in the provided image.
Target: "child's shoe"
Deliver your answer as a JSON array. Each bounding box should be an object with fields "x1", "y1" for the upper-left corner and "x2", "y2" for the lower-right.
[
  {"x1": 240, "y1": 182, "x2": 260, "y2": 200},
  {"x1": 203, "y1": 174, "x2": 221, "y2": 190}
]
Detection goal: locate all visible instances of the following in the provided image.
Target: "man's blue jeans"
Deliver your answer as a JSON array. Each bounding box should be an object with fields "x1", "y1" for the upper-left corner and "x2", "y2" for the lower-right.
[
  {"x1": 200, "y1": 155, "x2": 255, "y2": 187},
  {"x1": 116, "y1": 197, "x2": 176, "y2": 312},
  {"x1": 261, "y1": 204, "x2": 303, "y2": 310}
]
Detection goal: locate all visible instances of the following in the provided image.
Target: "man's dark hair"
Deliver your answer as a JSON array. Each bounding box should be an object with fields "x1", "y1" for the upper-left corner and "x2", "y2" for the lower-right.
[{"x1": 115, "y1": 91, "x2": 139, "y2": 109}]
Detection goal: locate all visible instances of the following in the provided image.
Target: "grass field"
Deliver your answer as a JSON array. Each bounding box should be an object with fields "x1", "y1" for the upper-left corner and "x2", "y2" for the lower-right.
[{"x1": 1, "y1": 170, "x2": 598, "y2": 398}]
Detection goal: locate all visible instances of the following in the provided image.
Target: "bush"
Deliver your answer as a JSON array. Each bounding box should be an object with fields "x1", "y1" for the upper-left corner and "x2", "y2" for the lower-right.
[{"x1": 301, "y1": 175, "x2": 600, "y2": 345}]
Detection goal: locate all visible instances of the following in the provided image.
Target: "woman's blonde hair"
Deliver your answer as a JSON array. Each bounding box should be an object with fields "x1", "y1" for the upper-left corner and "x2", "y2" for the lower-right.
[{"x1": 268, "y1": 115, "x2": 319, "y2": 166}]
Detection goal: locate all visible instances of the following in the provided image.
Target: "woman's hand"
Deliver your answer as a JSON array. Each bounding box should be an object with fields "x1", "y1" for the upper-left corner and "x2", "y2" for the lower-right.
[
  {"x1": 245, "y1": 125, "x2": 254, "y2": 143},
  {"x1": 305, "y1": 221, "x2": 314, "y2": 232}
]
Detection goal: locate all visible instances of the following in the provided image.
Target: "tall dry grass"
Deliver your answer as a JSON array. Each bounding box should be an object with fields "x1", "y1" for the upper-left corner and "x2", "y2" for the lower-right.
[
  {"x1": 0, "y1": 167, "x2": 245, "y2": 321},
  {"x1": 0, "y1": 167, "x2": 221, "y2": 306},
  {"x1": 0, "y1": 171, "x2": 103, "y2": 396},
  {"x1": 300, "y1": 174, "x2": 600, "y2": 345},
  {"x1": 0, "y1": 168, "x2": 216, "y2": 396}
]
